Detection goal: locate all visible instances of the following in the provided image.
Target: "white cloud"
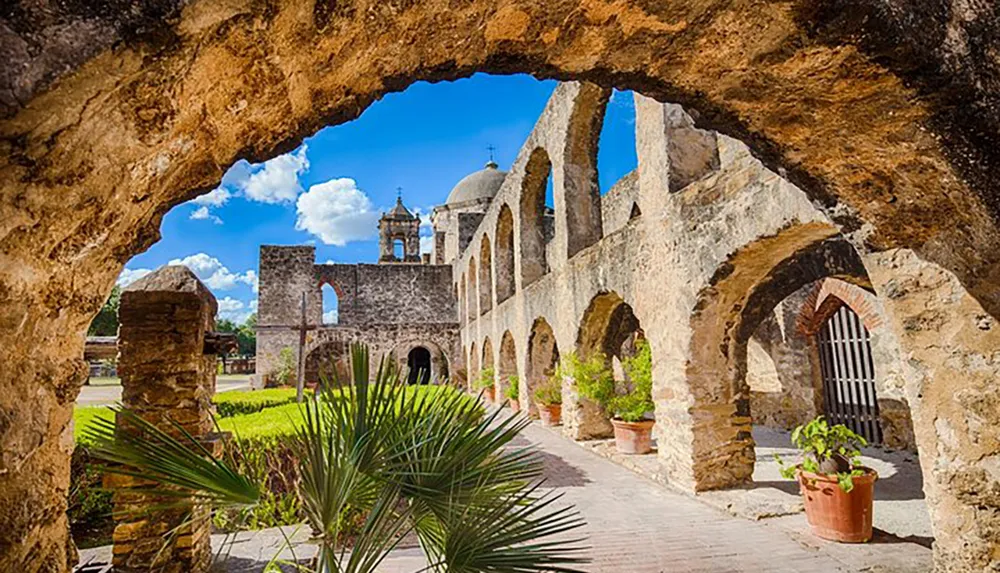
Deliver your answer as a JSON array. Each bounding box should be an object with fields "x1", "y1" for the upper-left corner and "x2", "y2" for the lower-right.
[
  {"x1": 249, "y1": 299, "x2": 259, "y2": 312},
  {"x1": 420, "y1": 235, "x2": 434, "y2": 255},
  {"x1": 167, "y1": 253, "x2": 256, "y2": 291},
  {"x1": 243, "y1": 146, "x2": 310, "y2": 204},
  {"x1": 190, "y1": 186, "x2": 231, "y2": 207},
  {"x1": 295, "y1": 178, "x2": 380, "y2": 246},
  {"x1": 190, "y1": 206, "x2": 223, "y2": 224},
  {"x1": 217, "y1": 297, "x2": 255, "y2": 323},
  {"x1": 322, "y1": 309, "x2": 338, "y2": 324},
  {"x1": 117, "y1": 267, "x2": 152, "y2": 287}
]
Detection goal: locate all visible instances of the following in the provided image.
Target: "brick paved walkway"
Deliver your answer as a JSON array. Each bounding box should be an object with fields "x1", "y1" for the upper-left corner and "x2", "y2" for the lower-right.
[{"x1": 77, "y1": 419, "x2": 932, "y2": 573}]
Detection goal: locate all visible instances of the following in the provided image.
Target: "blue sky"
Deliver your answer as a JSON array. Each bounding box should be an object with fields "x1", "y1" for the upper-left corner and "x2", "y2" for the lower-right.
[{"x1": 118, "y1": 74, "x2": 637, "y2": 323}]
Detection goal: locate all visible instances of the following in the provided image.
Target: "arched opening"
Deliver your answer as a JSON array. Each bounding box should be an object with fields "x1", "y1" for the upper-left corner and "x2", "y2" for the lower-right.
[
  {"x1": 519, "y1": 148, "x2": 553, "y2": 287},
  {"x1": 495, "y1": 205, "x2": 516, "y2": 303},
  {"x1": 481, "y1": 337, "x2": 495, "y2": 393},
  {"x1": 562, "y1": 84, "x2": 607, "y2": 258},
  {"x1": 571, "y1": 291, "x2": 646, "y2": 440},
  {"x1": 498, "y1": 331, "x2": 518, "y2": 404},
  {"x1": 393, "y1": 239, "x2": 405, "y2": 261},
  {"x1": 459, "y1": 277, "x2": 466, "y2": 326},
  {"x1": 467, "y1": 257, "x2": 477, "y2": 322},
  {"x1": 525, "y1": 317, "x2": 560, "y2": 418},
  {"x1": 406, "y1": 346, "x2": 432, "y2": 385},
  {"x1": 479, "y1": 235, "x2": 492, "y2": 315},
  {"x1": 597, "y1": 89, "x2": 638, "y2": 196},
  {"x1": 305, "y1": 341, "x2": 349, "y2": 386},
  {"x1": 468, "y1": 341, "x2": 479, "y2": 392},
  {"x1": 320, "y1": 282, "x2": 339, "y2": 325},
  {"x1": 681, "y1": 231, "x2": 878, "y2": 492}
]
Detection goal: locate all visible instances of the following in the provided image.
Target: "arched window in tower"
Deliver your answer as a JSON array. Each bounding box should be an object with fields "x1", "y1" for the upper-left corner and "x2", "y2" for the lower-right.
[
  {"x1": 321, "y1": 283, "x2": 339, "y2": 325},
  {"x1": 379, "y1": 195, "x2": 420, "y2": 263},
  {"x1": 393, "y1": 239, "x2": 404, "y2": 261}
]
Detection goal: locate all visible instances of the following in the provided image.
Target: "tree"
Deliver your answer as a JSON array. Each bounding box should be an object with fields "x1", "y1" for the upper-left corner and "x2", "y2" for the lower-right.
[
  {"x1": 87, "y1": 285, "x2": 121, "y2": 336},
  {"x1": 215, "y1": 314, "x2": 256, "y2": 357}
]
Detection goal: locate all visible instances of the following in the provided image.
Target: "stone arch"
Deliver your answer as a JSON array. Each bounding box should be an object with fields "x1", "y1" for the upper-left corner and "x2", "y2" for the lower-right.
[
  {"x1": 681, "y1": 227, "x2": 871, "y2": 492},
  {"x1": 525, "y1": 317, "x2": 560, "y2": 418},
  {"x1": 495, "y1": 204, "x2": 516, "y2": 304},
  {"x1": 568, "y1": 291, "x2": 646, "y2": 439},
  {"x1": 467, "y1": 257, "x2": 477, "y2": 322},
  {"x1": 458, "y1": 276, "x2": 467, "y2": 326},
  {"x1": 468, "y1": 341, "x2": 479, "y2": 392},
  {"x1": 479, "y1": 235, "x2": 492, "y2": 315},
  {"x1": 562, "y1": 85, "x2": 608, "y2": 259},
  {"x1": 389, "y1": 339, "x2": 449, "y2": 386},
  {"x1": 3, "y1": 6, "x2": 1000, "y2": 568},
  {"x1": 519, "y1": 148, "x2": 552, "y2": 287},
  {"x1": 498, "y1": 330, "x2": 518, "y2": 403},
  {"x1": 481, "y1": 336, "x2": 495, "y2": 391}
]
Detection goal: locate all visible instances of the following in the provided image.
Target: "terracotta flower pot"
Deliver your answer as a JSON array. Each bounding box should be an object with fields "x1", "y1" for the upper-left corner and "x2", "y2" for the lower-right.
[
  {"x1": 481, "y1": 386, "x2": 496, "y2": 403},
  {"x1": 509, "y1": 398, "x2": 521, "y2": 413},
  {"x1": 611, "y1": 419, "x2": 655, "y2": 454},
  {"x1": 798, "y1": 467, "x2": 877, "y2": 543},
  {"x1": 537, "y1": 403, "x2": 562, "y2": 427}
]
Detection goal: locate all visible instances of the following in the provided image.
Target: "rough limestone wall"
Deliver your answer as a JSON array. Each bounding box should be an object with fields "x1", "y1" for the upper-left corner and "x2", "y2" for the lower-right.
[
  {"x1": 865, "y1": 250, "x2": 1000, "y2": 572},
  {"x1": 746, "y1": 287, "x2": 820, "y2": 430},
  {"x1": 600, "y1": 170, "x2": 640, "y2": 235}
]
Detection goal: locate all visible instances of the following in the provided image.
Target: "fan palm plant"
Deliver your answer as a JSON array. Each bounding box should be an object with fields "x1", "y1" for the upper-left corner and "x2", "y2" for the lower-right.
[{"x1": 85, "y1": 343, "x2": 589, "y2": 573}]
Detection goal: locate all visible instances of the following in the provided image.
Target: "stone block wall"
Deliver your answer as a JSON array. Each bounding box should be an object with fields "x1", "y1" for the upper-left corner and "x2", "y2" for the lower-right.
[{"x1": 109, "y1": 266, "x2": 221, "y2": 573}]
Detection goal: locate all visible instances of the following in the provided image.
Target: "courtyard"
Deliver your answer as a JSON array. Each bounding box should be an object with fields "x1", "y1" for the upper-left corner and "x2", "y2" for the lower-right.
[
  {"x1": 3, "y1": 2, "x2": 999, "y2": 573},
  {"x1": 75, "y1": 414, "x2": 932, "y2": 572}
]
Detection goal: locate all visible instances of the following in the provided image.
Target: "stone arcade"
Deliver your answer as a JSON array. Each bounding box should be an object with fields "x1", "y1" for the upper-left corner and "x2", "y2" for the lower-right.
[{"x1": 2, "y1": 3, "x2": 998, "y2": 572}]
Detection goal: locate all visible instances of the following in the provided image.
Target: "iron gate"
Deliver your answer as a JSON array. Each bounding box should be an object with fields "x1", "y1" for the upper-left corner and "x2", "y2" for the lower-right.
[{"x1": 815, "y1": 303, "x2": 883, "y2": 444}]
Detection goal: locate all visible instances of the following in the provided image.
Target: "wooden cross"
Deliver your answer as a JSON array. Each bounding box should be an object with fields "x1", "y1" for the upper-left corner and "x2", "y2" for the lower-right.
[{"x1": 294, "y1": 292, "x2": 317, "y2": 402}]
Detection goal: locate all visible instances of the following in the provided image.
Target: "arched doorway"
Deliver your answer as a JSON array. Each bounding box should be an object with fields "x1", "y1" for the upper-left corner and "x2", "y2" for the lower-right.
[
  {"x1": 525, "y1": 317, "x2": 560, "y2": 418},
  {"x1": 572, "y1": 291, "x2": 645, "y2": 440},
  {"x1": 406, "y1": 346, "x2": 432, "y2": 385}
]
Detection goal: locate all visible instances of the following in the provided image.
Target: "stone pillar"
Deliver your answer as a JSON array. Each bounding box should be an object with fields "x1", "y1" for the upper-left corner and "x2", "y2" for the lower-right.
[
  {"x1": 108, "y1": 266, "x2": 222, "y2": 573},
  {"x1": 865, "y1": 250, "x2": 1000, "y2": 572}
]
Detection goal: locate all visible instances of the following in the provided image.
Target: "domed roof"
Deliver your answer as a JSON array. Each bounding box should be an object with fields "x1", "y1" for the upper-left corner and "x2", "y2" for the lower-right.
[{"x1": 446, "y1": 161, "x2": 507, "y2": 205}]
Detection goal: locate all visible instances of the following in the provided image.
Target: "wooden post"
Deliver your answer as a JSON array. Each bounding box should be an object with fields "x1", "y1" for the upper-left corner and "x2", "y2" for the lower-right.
[{"x1": 296, "y1": 292, "x2": 307, "y2": 402}]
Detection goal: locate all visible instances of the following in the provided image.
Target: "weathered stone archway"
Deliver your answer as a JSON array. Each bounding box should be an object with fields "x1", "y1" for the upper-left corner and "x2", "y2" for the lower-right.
[
  {"x1": 519, "y1": 148, "x2": 552, "y2": 287},
  {"x1": 498, "y1": 330, "x2": 518, "y2": 402},
  {"x1": 467, "y1": 258, "x2": 477, "y2": 322},
  {"x1": 525, "y1": 317, "x2": 559, "y2": 418},
  {"x1": 479, "y1": 235, "x2": 493, "y2": 316},
  {"x1": 495, "y1": 205, "x2": 516, "y2": 304},
  {"x1": 678, "y1": 231, "x2": 871, "y2": 492},
  {"x1": 2, "y1": 2, "x2": 1000, "y2": 570}
]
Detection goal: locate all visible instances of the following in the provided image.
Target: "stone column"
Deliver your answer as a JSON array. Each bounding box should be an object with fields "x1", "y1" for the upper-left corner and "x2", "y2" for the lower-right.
[
  {"x1": 865, "y1": 250, "x2": 1000, "y2": 572},
  {"x1": 108, "y1": 266, "x2": 222, "y2": 573}
]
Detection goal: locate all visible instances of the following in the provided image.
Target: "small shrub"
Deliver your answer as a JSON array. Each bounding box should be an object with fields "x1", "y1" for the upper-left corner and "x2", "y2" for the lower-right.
[
  {"x1": 504, "y1": 375, "x2": 520, "y2": 400},
  {"x1": 68, "y1": 446, "x2": 114, "y2": 548},
  {"x1": 476, "y1": 366, "x2": 496, "y2": 390},
  {"x1": 776, "y1": 416, "x2": 868, "y2": 492},
  {"x1": 533, "y1": 376, "x2": 562, "y2": 406},
  {"x1": 569, "y1": 340, "x2": 653, "y2": 423}
]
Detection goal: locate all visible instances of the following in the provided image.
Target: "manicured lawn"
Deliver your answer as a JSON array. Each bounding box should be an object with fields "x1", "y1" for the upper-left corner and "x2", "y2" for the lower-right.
[{"x1": 74, "y1": 384, "x2": 467, "y2": 442}]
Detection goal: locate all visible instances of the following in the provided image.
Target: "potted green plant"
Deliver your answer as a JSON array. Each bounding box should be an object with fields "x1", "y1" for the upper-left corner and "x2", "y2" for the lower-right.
[
  {"x1": 505, "y1": 374, "x2": 521, "y2": 413},
  {"x1": 777, "y1": 416, "x2": 877, "y2": 542},
  {"x1": 572, "y1": 340, "x2": 655, "y2": 454},
  {"x1": 476, "y1": 366, "x2": 496, "y2": 403},
  {"x1": 533, "y1": 375, "x2": 562, "y2": 426}
]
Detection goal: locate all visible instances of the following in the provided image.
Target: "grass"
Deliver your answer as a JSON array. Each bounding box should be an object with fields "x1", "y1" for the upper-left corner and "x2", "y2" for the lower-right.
[{"x1": 74, "y1": 384, "x2": 466, "y2": 443}]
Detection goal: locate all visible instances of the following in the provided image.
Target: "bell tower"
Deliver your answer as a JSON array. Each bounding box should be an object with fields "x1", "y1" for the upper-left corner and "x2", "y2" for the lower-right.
[{"x1": 378, "y1": 193, "x2": 421, "y2": 263}]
